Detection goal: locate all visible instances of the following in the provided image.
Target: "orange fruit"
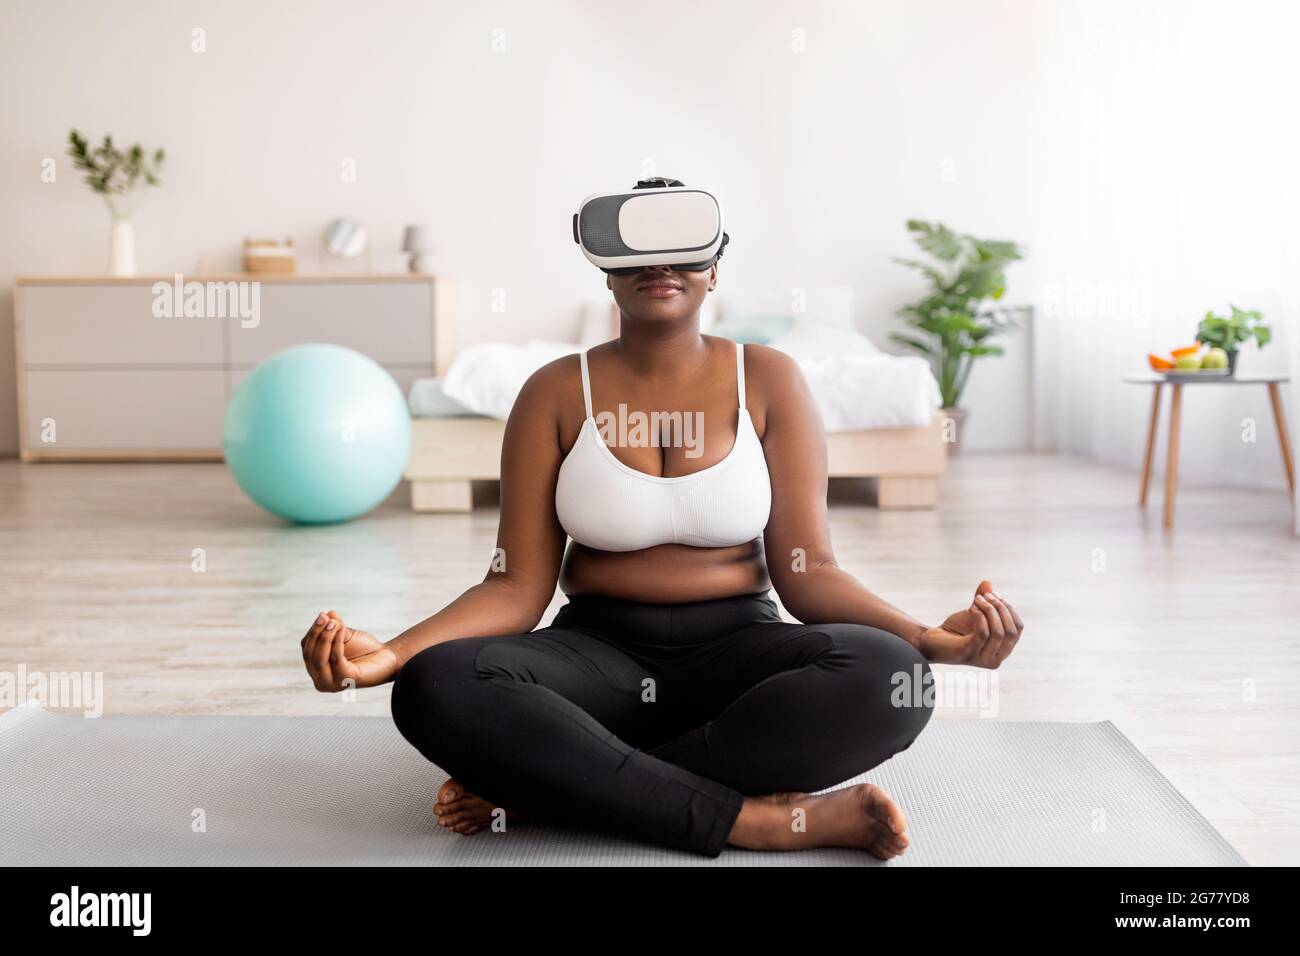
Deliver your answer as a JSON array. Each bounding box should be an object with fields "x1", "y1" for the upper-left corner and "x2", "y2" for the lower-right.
[
  {"x1": 1148, "y1": 353, "x2": 1175, "y2": 371},
  {"x1": 1170, "y1": 345, "x2": 1201, "y2": 359}
]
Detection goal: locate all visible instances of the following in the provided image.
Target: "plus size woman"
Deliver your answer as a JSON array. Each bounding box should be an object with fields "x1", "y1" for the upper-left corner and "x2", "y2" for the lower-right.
[{"x1": 300, "y1": 180, "x2": 1025, "y2": 859}]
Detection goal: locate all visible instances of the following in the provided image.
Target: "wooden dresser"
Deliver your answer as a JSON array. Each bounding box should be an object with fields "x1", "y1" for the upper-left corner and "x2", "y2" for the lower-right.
[{"x1": 13, "y1": 274, "x2": 454, "y2": 460}]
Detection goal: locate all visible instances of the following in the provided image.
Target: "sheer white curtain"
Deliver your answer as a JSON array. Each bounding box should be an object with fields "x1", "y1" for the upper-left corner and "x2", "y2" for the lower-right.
[{"x1": 1030, "y1": 0, "x2": 1299, "y2": 499}]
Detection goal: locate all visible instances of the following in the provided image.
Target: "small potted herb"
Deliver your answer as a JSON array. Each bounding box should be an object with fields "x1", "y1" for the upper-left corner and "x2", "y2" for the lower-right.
[{"x1": 1195, "y1": 306, "x2": 1270, "y2": 375}]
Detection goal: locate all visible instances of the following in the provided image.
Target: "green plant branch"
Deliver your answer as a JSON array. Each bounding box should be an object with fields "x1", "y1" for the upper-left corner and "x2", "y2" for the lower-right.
[
  {"x1": 1195, "y1": 305, "x2": 1270, "y2": 352},
  {"x1": 891, "y1": 220, "x2": 1024, "y2": 409},
  {"x1": 67, "y1": 129, "x2": 165, "y2": 214}
]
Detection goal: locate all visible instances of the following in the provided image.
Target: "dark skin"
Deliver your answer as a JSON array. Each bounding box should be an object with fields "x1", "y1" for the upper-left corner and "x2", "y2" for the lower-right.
[{"x1": 301, "y1": 261, "x2": 1025, "y2": 856}]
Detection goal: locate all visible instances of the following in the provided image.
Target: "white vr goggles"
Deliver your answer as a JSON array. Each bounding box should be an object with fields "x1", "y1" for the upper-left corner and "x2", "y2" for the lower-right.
[{"x1": 573, "y1": 177, "x2": 729, "y2": 275}]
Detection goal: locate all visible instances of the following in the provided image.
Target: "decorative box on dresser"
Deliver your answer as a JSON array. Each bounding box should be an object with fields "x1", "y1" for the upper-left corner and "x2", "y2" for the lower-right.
[{"x1": 13, "y1": 274, "x2": 454, "y2": 460}]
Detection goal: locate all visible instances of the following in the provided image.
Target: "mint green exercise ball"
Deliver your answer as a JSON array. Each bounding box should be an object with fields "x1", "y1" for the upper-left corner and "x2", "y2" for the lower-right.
[{"x1": 223, "y1": 344, "x2": 411, "y2": 524}]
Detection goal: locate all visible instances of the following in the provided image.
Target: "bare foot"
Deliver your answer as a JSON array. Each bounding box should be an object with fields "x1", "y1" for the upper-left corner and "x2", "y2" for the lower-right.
[
  {"x1": 430, "y1": 778, "x2": 909, "y2": 860},
  {"x1": 432, "y1": 778, "x2": 529, "y2": 835},
  {"x1": 728, "y1": 783, "x2": 910, "y2": 859},
  {"x1": 753, "y1": 791, "x2": 805, "y2": 805}
]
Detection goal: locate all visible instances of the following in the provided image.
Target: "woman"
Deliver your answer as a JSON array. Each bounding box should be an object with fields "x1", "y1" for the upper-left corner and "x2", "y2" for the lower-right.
[{"x1": 300, "y1": 191, "x2": 1024, "y2": 859}]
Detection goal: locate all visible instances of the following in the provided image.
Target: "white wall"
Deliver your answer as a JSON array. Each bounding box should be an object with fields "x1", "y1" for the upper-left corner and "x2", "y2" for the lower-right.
[
  {"x1": 2, "y1": 0, "x2": 1294, "y2": 476},
  {"x1": 1031, "y1": 0, "x2": 1300, "y2": 489},
  {"x1": 0, "y1": 0, "x2": 1044, "y2": 455}
]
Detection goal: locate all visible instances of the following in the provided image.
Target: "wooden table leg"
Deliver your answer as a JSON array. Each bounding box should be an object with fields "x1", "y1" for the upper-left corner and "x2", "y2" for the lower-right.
[
  {"x1": 1139, "y1": 383, "x2": 1162, "y2": 506},
  {"x1": 1163, "y1": 383, "x2": 1183, "y2": 529},
  {"x1": 1263, "y1": 382, "x2": 1294, "y2": 502}
]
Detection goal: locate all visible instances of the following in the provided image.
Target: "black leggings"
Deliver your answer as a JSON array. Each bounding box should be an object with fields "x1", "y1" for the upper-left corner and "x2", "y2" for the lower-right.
[{"x1": 390, "y1": 589, "x2": 934, "y2": 857}]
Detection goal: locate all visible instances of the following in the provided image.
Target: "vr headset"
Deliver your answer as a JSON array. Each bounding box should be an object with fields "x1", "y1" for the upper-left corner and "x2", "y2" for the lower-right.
[{"x1": 573, "y1": 177, "x2": 729, "y2": 275}]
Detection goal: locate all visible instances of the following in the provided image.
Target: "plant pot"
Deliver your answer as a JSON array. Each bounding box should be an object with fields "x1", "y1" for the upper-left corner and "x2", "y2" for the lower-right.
[
  {"x1": 940, "y1": 406, "x2": 967, "y2": 455},
  {"x1": 1225, "y1": 348, "x2": 1239, "y2": 376},
  {"x1": 109, "y1": 218, "x2": 136, "y2": 277}
]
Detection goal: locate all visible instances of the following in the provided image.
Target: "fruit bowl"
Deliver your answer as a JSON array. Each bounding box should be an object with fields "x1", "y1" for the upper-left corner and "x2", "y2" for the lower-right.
[
  {"x1": 1159, "y1": 368, "x2": 1230, "y2": 381},
  {"x1": 1148, "y1": 344, "x2": 1231, "y2": 377}
]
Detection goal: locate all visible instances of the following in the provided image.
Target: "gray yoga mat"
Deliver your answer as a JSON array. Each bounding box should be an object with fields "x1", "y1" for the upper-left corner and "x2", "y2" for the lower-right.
[{"x1": 0, "y1": 707, "x2": 1245, "y2": 866}]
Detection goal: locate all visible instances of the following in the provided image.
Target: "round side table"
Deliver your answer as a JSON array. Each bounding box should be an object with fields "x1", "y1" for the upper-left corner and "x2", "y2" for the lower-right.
[{"x1": 1122, "y1": 374, "x2": 1295, "y2": 529}]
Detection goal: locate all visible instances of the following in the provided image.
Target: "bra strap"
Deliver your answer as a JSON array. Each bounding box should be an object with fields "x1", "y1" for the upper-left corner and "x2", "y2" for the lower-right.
[
  {"x1": 579, "y1": 349, "x2": 594, "y2": 419},
  {"x1": 735, "y1": 340, "x2": 746, "y2": 408}
]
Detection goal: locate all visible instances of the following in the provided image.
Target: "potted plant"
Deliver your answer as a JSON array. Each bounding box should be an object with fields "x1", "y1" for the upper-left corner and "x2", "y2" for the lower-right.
[
  {"x1": 890, "y1": 220, "x2": 1025, "y2": 453},
  {"x1": 1195, "y1": 305, "x2": 1270, "y2": 375},
  {"x1": 67, "y1": 129, "x2": 165, "y2": 276}
]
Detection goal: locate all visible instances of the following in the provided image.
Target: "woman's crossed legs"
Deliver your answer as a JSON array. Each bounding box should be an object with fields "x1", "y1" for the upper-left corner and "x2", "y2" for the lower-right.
[{"x1": 390, "y1": 602, "x2": 934, "y2": 857}]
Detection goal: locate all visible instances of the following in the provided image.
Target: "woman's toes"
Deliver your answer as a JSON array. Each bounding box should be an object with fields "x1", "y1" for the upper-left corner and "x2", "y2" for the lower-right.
[
  {"x1": 868, "y1": 833, "x2": 905, "y2": 859},
  {"x1": 437, "y1": 779, "x2": 462, "y2": 801},
  {"x1": 436, "y1": 806, "x2": 473, "y2": 827}
]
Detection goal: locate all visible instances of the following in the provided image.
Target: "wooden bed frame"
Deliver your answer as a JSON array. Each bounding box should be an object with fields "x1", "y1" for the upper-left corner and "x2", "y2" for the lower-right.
[{"x1": 405, "y1": 412, "x2": 948, "y2": 511}]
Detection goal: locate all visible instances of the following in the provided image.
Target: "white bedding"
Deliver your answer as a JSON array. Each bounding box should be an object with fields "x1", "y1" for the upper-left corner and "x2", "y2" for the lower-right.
[
  {"x1": 418, "y1": 318, "x2": 941, "y2": 431},
  {"x1": 765, "y1": 318, "x2": 942, "y2": 430}
]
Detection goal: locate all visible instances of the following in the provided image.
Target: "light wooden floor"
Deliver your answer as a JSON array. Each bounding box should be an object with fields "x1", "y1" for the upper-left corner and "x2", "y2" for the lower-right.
[{"x1": 1, "y1": 454, "x2": 1296, "y2": 865}]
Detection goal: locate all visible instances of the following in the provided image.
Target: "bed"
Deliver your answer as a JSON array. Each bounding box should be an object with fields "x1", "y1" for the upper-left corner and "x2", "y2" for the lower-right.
[{"x1": 405, "y1": 294, "x2": 948, "y2": 511}]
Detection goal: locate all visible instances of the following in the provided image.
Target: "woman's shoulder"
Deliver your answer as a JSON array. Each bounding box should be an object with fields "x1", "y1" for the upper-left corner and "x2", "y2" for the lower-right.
[
  {"x1": 513, "y1": 351, "x2": 583, "y2": 412},
  {"x1": 702, "y1": 335, "x2": 799, "y2": 373},
  {"x1": 725, "y1": 340, "x2": 805, "y2": 393},
  {"x1": 730, "y1": 343, "x2": 814, "y2": 440}
]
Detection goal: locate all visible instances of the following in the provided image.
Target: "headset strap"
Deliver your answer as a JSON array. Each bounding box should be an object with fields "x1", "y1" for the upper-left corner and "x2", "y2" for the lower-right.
[{"x1": 634, "y1": 176, "x2": 684, "y2": 189}]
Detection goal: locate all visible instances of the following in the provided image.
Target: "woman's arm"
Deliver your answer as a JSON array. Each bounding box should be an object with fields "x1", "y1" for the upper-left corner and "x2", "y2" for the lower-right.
[
  {"x1": 302, "y1": 362, "x2": 572, "y2": 691},
  {"x1": 753, "y1": 345, "x2": 1025, "y2": 668},
  {"x1": 752, "y1": 346, "x2": 931, "y2": 647},
  {"x1": 385, "y1": 363, "x2": 571, "y2": 667}
]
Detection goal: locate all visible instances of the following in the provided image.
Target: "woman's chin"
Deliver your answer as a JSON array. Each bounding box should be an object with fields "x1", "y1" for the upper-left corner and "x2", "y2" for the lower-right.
[{"x1": 619, "y1": 302, "x2": 697, "y2": 324}]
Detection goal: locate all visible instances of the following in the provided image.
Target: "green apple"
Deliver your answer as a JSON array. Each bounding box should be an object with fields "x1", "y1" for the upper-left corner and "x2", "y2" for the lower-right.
[
  {"x1": 1201, "y1": 347, "x2": 1228, "y2": 369},
  {"x1": 1174, "y1": 354, "x2": 1202, "y2": 370}
]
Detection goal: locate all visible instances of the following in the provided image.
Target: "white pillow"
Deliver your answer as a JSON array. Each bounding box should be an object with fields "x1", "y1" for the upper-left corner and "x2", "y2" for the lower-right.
[
  {"x1": 717, "y1": 286, "x2": 854, "y2": 329},
  {"x1": 765, "y1": 313, "x2": 881, "y2": 361},
  {"x1": 441, "y1": 340, "x2": 580, "y2": 419}
]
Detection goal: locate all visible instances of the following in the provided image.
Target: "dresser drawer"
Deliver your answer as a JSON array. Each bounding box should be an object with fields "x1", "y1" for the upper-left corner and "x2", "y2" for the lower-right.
[
  {"x1": 15, "y1": 275, "x2": 442, "y2": 460},
  {"x1": 227, "y1": 280, "x2": 433, "y2": 366},
  {"x1": 23, "y1": 369, "x2": 226, "y2": 453},
  {"x1": 20, "y1": 284, "x2": 224, "y2": 365}
]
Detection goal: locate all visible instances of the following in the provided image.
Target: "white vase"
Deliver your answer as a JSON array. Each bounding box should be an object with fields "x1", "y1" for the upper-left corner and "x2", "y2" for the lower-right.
[{"x1": 109, "y1": 218, "x2": 136, "y2": 276}]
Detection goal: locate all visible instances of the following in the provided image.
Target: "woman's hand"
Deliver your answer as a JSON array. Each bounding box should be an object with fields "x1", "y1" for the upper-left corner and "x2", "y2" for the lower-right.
[
  {"x1": 301, "y1": 610, "x2": 400, "y2": 691},
  {"x1": 917, "y1": 581, "x2": 1024, "y2": 668}
]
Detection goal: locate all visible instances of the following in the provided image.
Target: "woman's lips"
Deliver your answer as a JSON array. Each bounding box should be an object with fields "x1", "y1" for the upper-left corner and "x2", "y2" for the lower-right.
[{"x1": 638, "y1": 285, "x2": 682, "y2": 298}]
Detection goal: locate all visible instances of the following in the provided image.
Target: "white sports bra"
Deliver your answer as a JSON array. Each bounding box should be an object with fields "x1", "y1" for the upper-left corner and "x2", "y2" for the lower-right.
[{"x1": 555, "y1": 341, "x2": 772, "y2": 553}]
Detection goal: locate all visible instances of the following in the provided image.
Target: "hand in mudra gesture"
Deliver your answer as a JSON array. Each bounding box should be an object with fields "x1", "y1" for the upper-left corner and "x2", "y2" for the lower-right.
[
  {"x1": 301, "y1": 610, "x2": 400, "y2": 691},
  {"x1": 918, "y1": 581, "x2": 1024, "y2": 668}
]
